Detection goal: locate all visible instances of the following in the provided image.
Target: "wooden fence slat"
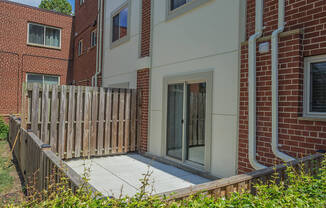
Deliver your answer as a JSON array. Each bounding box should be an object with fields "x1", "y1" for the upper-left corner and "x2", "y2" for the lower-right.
[
  {"x1": 50, "y1": 85, "x2": 58, "y2": 153},
  {"x1": 41, "y1": 84, "x2": 50, "y2": 144},
  {"x1": 31, "y1": 83, "x2": 39, "y2": 135},
  {"x1": 130, "y1": 90, "x2": 137, "y2": 151},
  {"x1": 104, "y1": 89, "x2": 112, "y2": 155},
  {"x1": 91, "y1": 88, "x2": 98, "y2": 156},
  {"x1": 83, "y1": 87, "x2": 91, "y2": 157},
  {"x1": 58, "y1": 85, "x2": 67, "y2": 158},
  {"x1": 118, "y1": 89, "x2": 125, "y2": 153},
  {"x1": 97, "y1": 88, "x2": 105, "y2": 156},
  {"x1": 124, "y1": 90, "x2": 131, "y2": 152},
  {"x1": 112, "y1": 89, "x2": 119, "y2": 154},
  {"x1": 67, "y1": 86, "x2": 75, "y2": 159},
  {"x1": 75, "y1": 86, "x2": 83, "y2": 157}
]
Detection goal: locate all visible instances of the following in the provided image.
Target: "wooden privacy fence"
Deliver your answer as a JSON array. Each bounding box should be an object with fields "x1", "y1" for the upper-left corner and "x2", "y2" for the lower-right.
[
  {"x1": 159, "y1": 153, "x2": 324, "y2": 200},
  {"x1": 9, "y1": 116, "x2": 98, "y2": 194},
  {"x1": 21, "y1": 83, "x2": 140, "y2": 159}
]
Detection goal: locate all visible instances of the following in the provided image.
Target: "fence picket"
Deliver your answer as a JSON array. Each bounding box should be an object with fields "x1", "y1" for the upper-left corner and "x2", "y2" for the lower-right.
[
  {"x1": 104, "y1": 89, "x2": 112, "y2": 154},
  {"x1": 58, "y1": 85, "x2": 67, "y2": 158},
  {"x1": 124, "y1": 90, "x2": 131, "y2": 152},
  {"x1": 75, "y1": 86, "x2": 82, "y2": 157},
  {"x1": 50, "y1": 85, "x2": 58, "y2": 153},
  {"x1": 91, "y1": 88, "x2": 98, "y2": 156},
  {"x1": 31, "y1": 83, "x2": 39, "y2": 135},
  {"x1": 97, "y1": 88, "x2": 105, "y2": 156},
  {"x1": 118, "y1": 89, "x2": 125, "y2": 153},
  {"x1": 67, "y1": 86, "x2": 75, "y2": 159},
  {"x1": 112, "y1": 89, "x2": 119, "y2": 154},
  {"x1": 41, "y1": 84, "x2": 49, "y2": 144},
  {"x1": 83, "y1": 87, "x2": 91, "y2": 157}
]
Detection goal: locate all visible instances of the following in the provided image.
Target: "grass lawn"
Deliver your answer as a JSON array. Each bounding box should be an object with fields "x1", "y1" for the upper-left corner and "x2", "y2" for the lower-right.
[{"x1": 0, "y1": 139, "x2": 24, "y2": 206}]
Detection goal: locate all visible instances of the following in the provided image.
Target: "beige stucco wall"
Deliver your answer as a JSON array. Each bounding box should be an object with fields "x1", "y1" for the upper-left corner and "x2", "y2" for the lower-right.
[
  {"x1": 149, "y1": 0, "x2": 246, "y2": 178},
  {"x1": 102, "y1": 0, "x2": 141, "y2": 88}
]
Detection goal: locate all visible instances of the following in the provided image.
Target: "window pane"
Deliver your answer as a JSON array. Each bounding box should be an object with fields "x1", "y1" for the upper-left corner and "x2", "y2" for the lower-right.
[
  {"x1": 310, "y1": 62, "x2": 326, "y2": 112},
  {"x1": 45, "y1": 27, "x2": 60, "y2": 47},
  {"x1": 171, "y1": 0, "x2": 187, "y2": 10},
  {"x1": 119, "y1": 7, "x2": 128, "y2": 38},
  {"x1": 27, "y1": 74, "x2": 43, "y2": 84},
  {"x1": 44, "y1": 76, "x2": 59, "y2": 85},
  {"x1": 29, "y1": 24, "x2": 44, "y2": 45},
  {"x1": 112, "y1": 14, "x2": 120, "y2": 42}
]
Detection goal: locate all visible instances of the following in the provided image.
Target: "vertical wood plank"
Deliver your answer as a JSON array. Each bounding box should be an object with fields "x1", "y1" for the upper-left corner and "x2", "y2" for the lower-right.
[
  {"x1": 83, "y1": 87, "x2": 91, "y2": 157},
  {"x1": 124, "y1": 89, "x2": 131, "y2": 152},
  {"x1": 58, "y1": 85, "x2": 67, "y2": 159},
  {"x1": 41, "y1": 84, "x2": 49, "y2": 143},
  {"x1": 91, "y1": 88, "x2": 98, "y2": 156},
  {"x1": 75, "y1": 86, "x2": 83, "y2": 158},
  {"x1": 50, "y1": 85, "x2": 58, "y2": 153},
  {"x1": 97, "y1": 88, "x2": 105, "y2": 156},
  {"x1": 118, "y1": 89, "x2": 125, "y2": 153},
  {"x1": 112, "y1": 89, "x2": 119, "y2": 154},
  {"x1": 67, "y1": 86, "x2": 75, "y2": 159},
  {"x1": 21, "y1": 82, "x2": 27, "y2": 129},
  {"x1": 130, "y1": 90, "x2": 137, "y2": 151},
  {"x1": 31, "y1": 83, "x2": 39, "y2": 135},
  {"x1": 104, "y1": 89, "x2": 112, "y2": 155}
]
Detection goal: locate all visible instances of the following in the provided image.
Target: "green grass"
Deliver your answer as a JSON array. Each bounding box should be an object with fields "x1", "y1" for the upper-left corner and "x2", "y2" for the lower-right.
[{"x1": 0, "y1": 141, "x2": 14, "y2": 194}]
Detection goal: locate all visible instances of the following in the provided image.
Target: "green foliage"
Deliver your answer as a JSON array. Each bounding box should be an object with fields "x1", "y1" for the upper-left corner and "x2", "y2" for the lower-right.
[
  {"x1": 0, "y1": 141, "x2": 14, "y2": 194},
  {"x1": 0, "y1": 117, "x2": 9, "y2": 140},
  {"x1": 5, "y1": 155, "x2": 326, "y2": 208},
  {"x1": 39, "y1": 0, "x2": 72, "y2": 15}
]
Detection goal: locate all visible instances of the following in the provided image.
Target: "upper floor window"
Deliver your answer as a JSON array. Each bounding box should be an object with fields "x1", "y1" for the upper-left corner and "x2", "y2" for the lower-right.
[
  {"x1": 166, "y1": 0, "x2": 211, "y2": 20},
  {"x1": 27, "y1": 23, "x2": 61, "y2": 49},
  {"x1": 27, "y1": 73, "x2": 59, "y2": 85},
  {"x1": 91, "y1": 29, "x2": 97, "y2": 48},
  {"x1": 304, "y1": 55, "x2": 326, "y2": 118},
  {"x1": 79, "y1": 0, "x2": 85, "y2": 5},
  {"x1": 78, "y1": 39, "x2": 83, "y2": 56},
  {"x1": 110, "y1": 1, "x2": 130, "y2": 48}
]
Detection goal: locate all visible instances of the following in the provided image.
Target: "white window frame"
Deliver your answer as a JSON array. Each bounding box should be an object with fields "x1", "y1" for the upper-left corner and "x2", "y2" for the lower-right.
[
  {"x1": 91, "y1": 29, "x2": 97, "y2": 48},
  {"x1": 161, "y1": 71, "x2": 213, "y2": 172},
  {"x1": 110, "y1": 0, "x2": 131, "y2": 49},
  {"x1": 166, "y1": 0, "x2": 212, "y2": 21},
  {"x1": 26, "y1": 73, "x2": 60, "y2": 85},
  {"x1": 79, "y1": 0, "x2": 85, "y2": 5},
  {"x1": 304, "y1": 55, "x2": 326, "y2": 118},
  {"x1": 78, "y1": 39, "x2": 83, "y2": 56},
  {"x1": 27, "y1": 22, "x2": 61, "y2": 49}
]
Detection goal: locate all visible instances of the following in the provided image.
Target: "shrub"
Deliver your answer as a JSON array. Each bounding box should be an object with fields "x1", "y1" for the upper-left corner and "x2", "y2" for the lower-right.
[
  {"x1": 0, "y1": 117, "x2": 9, "y2": 140},
  {"x1": 5, "y1": 155, "x2": 326, "y2": 208}
]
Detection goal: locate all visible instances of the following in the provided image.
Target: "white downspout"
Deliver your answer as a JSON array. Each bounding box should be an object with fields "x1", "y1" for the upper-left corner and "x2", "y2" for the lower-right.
[
  {"x1": 93, "y1": 0, "x2": 103, "y2": 87},
  {"x1": 248, "y1": 0, "x2": 266, "y2": 170},
  {"x1": 271, "y1": 0, "x2": 295, "y2": 162}
]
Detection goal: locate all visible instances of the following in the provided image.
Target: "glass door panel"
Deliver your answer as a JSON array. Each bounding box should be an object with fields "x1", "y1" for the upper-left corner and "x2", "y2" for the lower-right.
[
  {"x1": 166, "y1": 84, "x2": 184, "y2": 160},
  {"x1": 186, "y1": 82, "x2": 206, "y2": 165}
]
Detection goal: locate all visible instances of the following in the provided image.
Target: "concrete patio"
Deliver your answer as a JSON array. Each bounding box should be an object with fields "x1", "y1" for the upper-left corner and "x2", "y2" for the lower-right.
[{"x1": 66, "y1": 154, "x2": 211, "y2": 197}]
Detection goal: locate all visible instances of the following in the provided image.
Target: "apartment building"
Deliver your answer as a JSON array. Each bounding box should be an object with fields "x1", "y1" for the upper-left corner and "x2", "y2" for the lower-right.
[{"x1": 0, "y1": 0, "x2": 73, "y2": 119}]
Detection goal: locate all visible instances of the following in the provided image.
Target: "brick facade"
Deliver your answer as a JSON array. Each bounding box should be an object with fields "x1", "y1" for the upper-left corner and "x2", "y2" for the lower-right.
[
  {"x1": 239, "y1": 0, "x2": 326, "y2": 173},
  {"x1": 137, "y1": 68, "x2": 150, "y2": 152},
  {"x1": 140, "y1": 0, "x2": 151, "y2": 57},
  {"x1": 0, "y1": 0, "x2": 73, "y2": 118},
  {"x1": 72, "y1": 0, "x2": 99, "y2": 86}
]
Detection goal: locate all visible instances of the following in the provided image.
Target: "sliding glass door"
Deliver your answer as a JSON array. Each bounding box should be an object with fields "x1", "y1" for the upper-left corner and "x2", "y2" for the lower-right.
[{"x1": 166, "y1": 81, "x2": 207, "y2": 166}]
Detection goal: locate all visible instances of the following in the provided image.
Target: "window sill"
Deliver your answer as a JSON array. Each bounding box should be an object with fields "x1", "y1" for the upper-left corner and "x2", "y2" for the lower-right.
[
  {"x1": 27, "y1": 43, "x2": 61, "y2": 50},
  {"x1": 298, "y1": 116, "x2": 326, "y2": 122},
  {"x1": 166, "y1": 0, "x2": 212, "y2": 21}
]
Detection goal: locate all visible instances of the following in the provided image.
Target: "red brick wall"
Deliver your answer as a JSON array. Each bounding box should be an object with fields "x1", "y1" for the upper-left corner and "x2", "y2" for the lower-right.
[
  {"x1": 0, "y1": 1, "x2": 73, "y2": 117},
  {"x1": 141, "y1": 0, "x2": 151, "y2": 57},
  {"x1": 137, "y1": 68, "x2": 150, "y2": 152},
  {"x1": 72, "y1": 0, "x2": 98, "y2": 85},
  {"x1": 239, "y1": 0, "x2": 326, "y2": 173}
]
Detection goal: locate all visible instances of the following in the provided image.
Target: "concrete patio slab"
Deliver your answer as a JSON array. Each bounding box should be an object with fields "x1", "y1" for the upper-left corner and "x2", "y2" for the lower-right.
[{"x1": 66, "y1": 153, "x2": 211, "y2": 197}]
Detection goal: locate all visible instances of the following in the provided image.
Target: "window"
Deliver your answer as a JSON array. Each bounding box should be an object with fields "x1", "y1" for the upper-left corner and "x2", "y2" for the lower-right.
[
  {"x1": 78, "y1": 39, "x2": 83, "y2": 56},
  {"x1": 27, "y1": 23, "x2": 61, "y2": 48},
  {"x1": 79, "y1": 0, "x2": 85, "y2": 5},
  {"x1": 304, "y1": 55, "x2": 326, "y2": 118},
  {"x1": 110, "y1": 1, "x2": 130, "y2": 48},
  {"x1": 27, "y1": 74, "x2": 59, "y2": 85},
  {"x1": 91, "y1": 30, "x2": 97, "y2": 48},
  {"x1": 166, "y1": 0, "x2": 211, "y2": 20}
]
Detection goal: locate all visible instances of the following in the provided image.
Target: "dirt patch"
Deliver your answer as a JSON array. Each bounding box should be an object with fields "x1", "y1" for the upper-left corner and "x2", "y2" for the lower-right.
[{"x1": 0, "y1": 140, "x2": 24, "y2": 206}]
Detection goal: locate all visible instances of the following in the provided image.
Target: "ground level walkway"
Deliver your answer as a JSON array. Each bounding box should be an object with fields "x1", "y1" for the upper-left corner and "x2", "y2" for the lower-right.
[{"x1": 66, "y1": 153, "x2": 211, "y2": 197}]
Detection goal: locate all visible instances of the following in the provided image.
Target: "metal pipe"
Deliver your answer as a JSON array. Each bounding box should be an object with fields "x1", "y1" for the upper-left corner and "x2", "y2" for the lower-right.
[
  {"x1": 271, "y1": 0, "x2": 295, "y2": 162},
  {"x1": 93, "y1": 0, "x2": 103, "y2": 87},
  {"x1": 248, "y1": 0, "x2": 266, "y2": 170}
]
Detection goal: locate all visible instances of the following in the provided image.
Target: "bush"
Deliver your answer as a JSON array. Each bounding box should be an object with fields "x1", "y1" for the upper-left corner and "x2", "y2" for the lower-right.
[
  {"x1": 0, "y1": 117, "x2": 9, "y2": 140},
  {"x1": 5, "y1": 155, "x2": 326, "y2": 208}
]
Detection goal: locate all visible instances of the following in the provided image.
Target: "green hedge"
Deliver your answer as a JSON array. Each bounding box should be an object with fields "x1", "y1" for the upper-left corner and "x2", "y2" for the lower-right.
[
  {"x1": 6, "y1": 156, "x2": 326, "y2": 208},
  {"x1": 0, "y1": 117, "x2": 9, "y2": 140}
]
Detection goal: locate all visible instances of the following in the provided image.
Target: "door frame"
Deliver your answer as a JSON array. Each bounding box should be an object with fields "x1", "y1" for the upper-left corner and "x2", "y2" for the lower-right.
[{"x1": 161, "y1": 71, "x2": 213, "y2": 172}]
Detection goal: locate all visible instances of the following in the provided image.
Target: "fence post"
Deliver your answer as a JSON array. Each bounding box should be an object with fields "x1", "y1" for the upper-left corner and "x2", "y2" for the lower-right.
[{"x1": 39, "y1": 144, "x2": 51, "y2": 191}]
